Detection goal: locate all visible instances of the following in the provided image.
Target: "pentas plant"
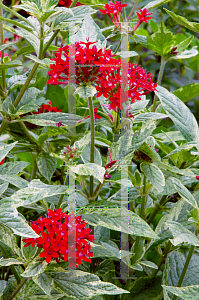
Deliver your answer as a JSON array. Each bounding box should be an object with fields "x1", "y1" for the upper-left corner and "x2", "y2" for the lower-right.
[
  {"x1": 47, "y1": 40, "x2": 157, "y2": 111},
  {"x1": 22, "y1": 208, "x2": 94, "y2": 267},
  {"x1": 99, "y1": 1, "x2": 128, "y2": 28}
]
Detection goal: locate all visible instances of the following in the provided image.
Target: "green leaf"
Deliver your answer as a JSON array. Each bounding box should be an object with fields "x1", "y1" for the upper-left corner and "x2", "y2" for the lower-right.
[
  {"x1": 164, "y1": 9, "x2": 199, "y2": 34},
  {"x1": 81, "y1": 144, "x2": 102, "y2": 166},
  {"x1": 170, "y1": 46, "x2": 198, "y2": 60},
  {"x1": 116, "y1": 51, "x2": 139, "y2": 58},
  {"x1": 134, "y1": 34, "x2": 148, "y2": 47},
  {"x1": 20, "y1": 112, "x2": 81, "y2": 127},
  {"x1": 175, "y1": 36, "x2": 194, "y2": 54},
  {"x1": 21, "y1": 240, "x2": 37, "y2": 261},
  {"x1": 165, "y1": 221, "x2": 199, "y2": 246},
  {"x1": 164, "y1": 142, "x2": 199, "y2": 157},
  {"x1": 162, "y1": 285, "x2": 199, "y2": 300},
  {"x1": 14, "y1": 3, "x2": 42, "y2": 19},
  {"x1": 0, "y1": 41, "x2": 18, "y2": 51},
  {"x1": 0, "y1": 197, "x2": 39, "y2": 238},
  {"x1": 32, "y1": 273, "x2": 53, "y2": 295},
  {"x1": 140, "y1": 162, "x2": 165, "y2": 192},
  {"x1": 11, "y1": 45, "x2": 35, "y2": 60},
  {"x1": 74, "y1": 85, "x2": 97, "y2": 99},
  {"x1": 162, "y1": 249, "x2": 199, "y2": 298},
  {"x1": 79, "y1": 207, "x2": 158, "y2": 239},
  {"x1": 126, "y1": 276, "x2": 163, "y2": 300},
  {"x1": 0, "y1": 224, "x2": 22, "y2": 257},
  {"x1": 173, "y1": 83, "x2": 199, "y2": 103},
  {"x1": 155, "y1": 85, "x2": 199, "y2": 142},
  {"x1": 140, "y1": 261, "x2": 158, "y2": 269},
  {"x1": 125, "y1": 120, "x2": 156, "y2": 156},
  {"x1": 10, "y1": 179, "x2": 67, "y2": 208},
  {"x1": 170, "y1": 177, "x2": 198, "y2": 209},
  {"x1": 0, "y1": 60, "x2": 22, "y2": 70},
  {"x1": 134, "y1": 112, "x2": 167, "y2": 122},
  {"x1": 36, "y1": 151, "x2": 57, "y2": 182},
  {"x1": 143, "y1": 0, "x2": 172, "y2": 10},
  {"x1": 25, "y1": 54, "x2": 54, "y2": 67},
  {"x1": 0, "y1": 281, "x2": 7, "y2": 298},
  {"x1": 70, "y1": 163, "x2": 105, "y2": 183},
  {"x1": 129, "y1": 100, "x2": 149, "y2": 115},
  {"x1": 147, "y1": 21, "x2": 175, "y2": 55},
  {"x1": 0, "y1": 258, "x2": 25, "y2": 266},
  {"x1": 70, "y1": 14, "x2": 106, "y2": 49},
  {"x1": 91, "y1": 240, "x2": 131, "y2": 261},
  {"x1": 0, "y1": 183, "x2": 8, "y2": 196},
  {"x1": 50, "y1": 270, "x2": 129, "y2": 298},
  {"x1": 0, "y1": 142, "x2": 17, "y2": 162},
  {"x1": 0, "y1": 15, "x2": 35, "y2": 33},
  {"x1": 94, "y1": 259, "x2": 115, "y2": 276},
  {"x1": 1, "y1": 96, "x2": 15, "y2": 115},
  {"x1": 21, "y1": 258, "x2": 48, "y2": 277}
]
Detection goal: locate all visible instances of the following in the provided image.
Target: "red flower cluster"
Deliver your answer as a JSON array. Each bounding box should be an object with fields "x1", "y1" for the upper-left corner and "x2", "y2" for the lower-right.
[
  {"x1": 196, "y1": 175, "x2": 199, "y2": 180},
  {"x1": 47, "y1": 40, "x2": 157, "y2": 111},
  {"x1": 99, "y1": 1, "x2": 128, "y2": 28},
  {"x1": 133, "y1": 7, "x2": 153, "y2": 31},
  {"x1": 22, "y1": 208, "x2": 94, "y2": 268},
  {"x1": 33, "y1": 101, "x2": 62, "y2": 114},
  {"x1": 58, "y1": 0, "x2": 83, "y2": 7},
  {"x1": 170, "y1": 46, "x2": 179, "y2": 56}
]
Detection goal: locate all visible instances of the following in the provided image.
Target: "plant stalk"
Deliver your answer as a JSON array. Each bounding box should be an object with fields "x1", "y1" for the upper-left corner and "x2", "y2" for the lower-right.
[
  {"x1": 152, "y1": 57, "x2": 166, "y2": 112},
  {"x1": 8, "y1": 278, "x2": 29, "y2": 300},
  {"x1": 57, "y1": 169, "x2": 68, "y2": 209},
  {"x1": 0, "y1": 4, "x2": 6, "y2": 94},
  {"x1": 151, "y1": 240, "x2": 172, "y2": 277},
  {"x1": 88, "y1": 96, "x2": 95, "y2": 196},
  {"x1": 147, "y1": 195, "x2": 167, "y2": 224},
  {"x1": 172, "y1": 245, "x2": 195, "y2": 300},
  {"x1": 132, "y1": 176, "x2": 147, "y2": 265},
  {"x1": 126, "y1": 0, "x2": 139, "y2": 22},
  {"x1": 30, "y1": 153, "x2": 37, "y2": 180}
]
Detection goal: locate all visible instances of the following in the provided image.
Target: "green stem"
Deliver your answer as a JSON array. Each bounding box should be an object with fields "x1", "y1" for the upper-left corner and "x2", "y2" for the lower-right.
[
  {"x1": 39, "y1": 23, "x2": 44, "y2": 60},
  {"x1": 126, "y1": 0, "x2": 139, "y2": 22},
  {"x1": 57, "y1": 169, "x2": 68, "y2": 209},
  {"x1": 42, "y1": 29, "x2": 60, "y2": 56},
  {"x1": 152, "y1": 58, "x2": 166, "y2": 112},
  {"x1": 172, "y1": 245, "x2": 195, "y2": 300},
  {"x1": 30, "y1": 153, "x2": 37, "y2": 180},
  {"x1": 70, "y1": 0, "x2": 78, "y2": 8},
  {"x1": 147, "y1": 195, "x2": 167, "y2": 225},
  {"x1": 13, "y1": 63, "x2": 39, "y2": 109},
  {"x1": 0, "y1": 245, "x2": 21, "y2": 284},
  {"x1": 0, "y1": 4, "x2": 6, "y2": 94},
  {"x1": 151, "y1": 241, "x2": 172, "y2": 277},
  {"x1": 88, "y1": 96, "x2": 95, "y2": 196},
  {"x1": 132, "y1": 176, "x2": 147, "y2": 265},
  {"x1": 140, "y1": 175, "x2": 147, "y2": 219},
  {"x1": 8, "y1": 278, "x2": 29, "y2": 300},
  {"x1": 114, "y1": 38, "x2": 122, "y2": 55},
  {"x1": 20, "y1": 122, "x2": 38, "y2": 145}
]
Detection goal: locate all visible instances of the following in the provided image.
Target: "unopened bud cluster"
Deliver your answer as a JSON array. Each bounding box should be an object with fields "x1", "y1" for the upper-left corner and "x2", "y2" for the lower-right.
[{"x1": 61, "y1": 146, "x2": 79, "y2": 162}]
